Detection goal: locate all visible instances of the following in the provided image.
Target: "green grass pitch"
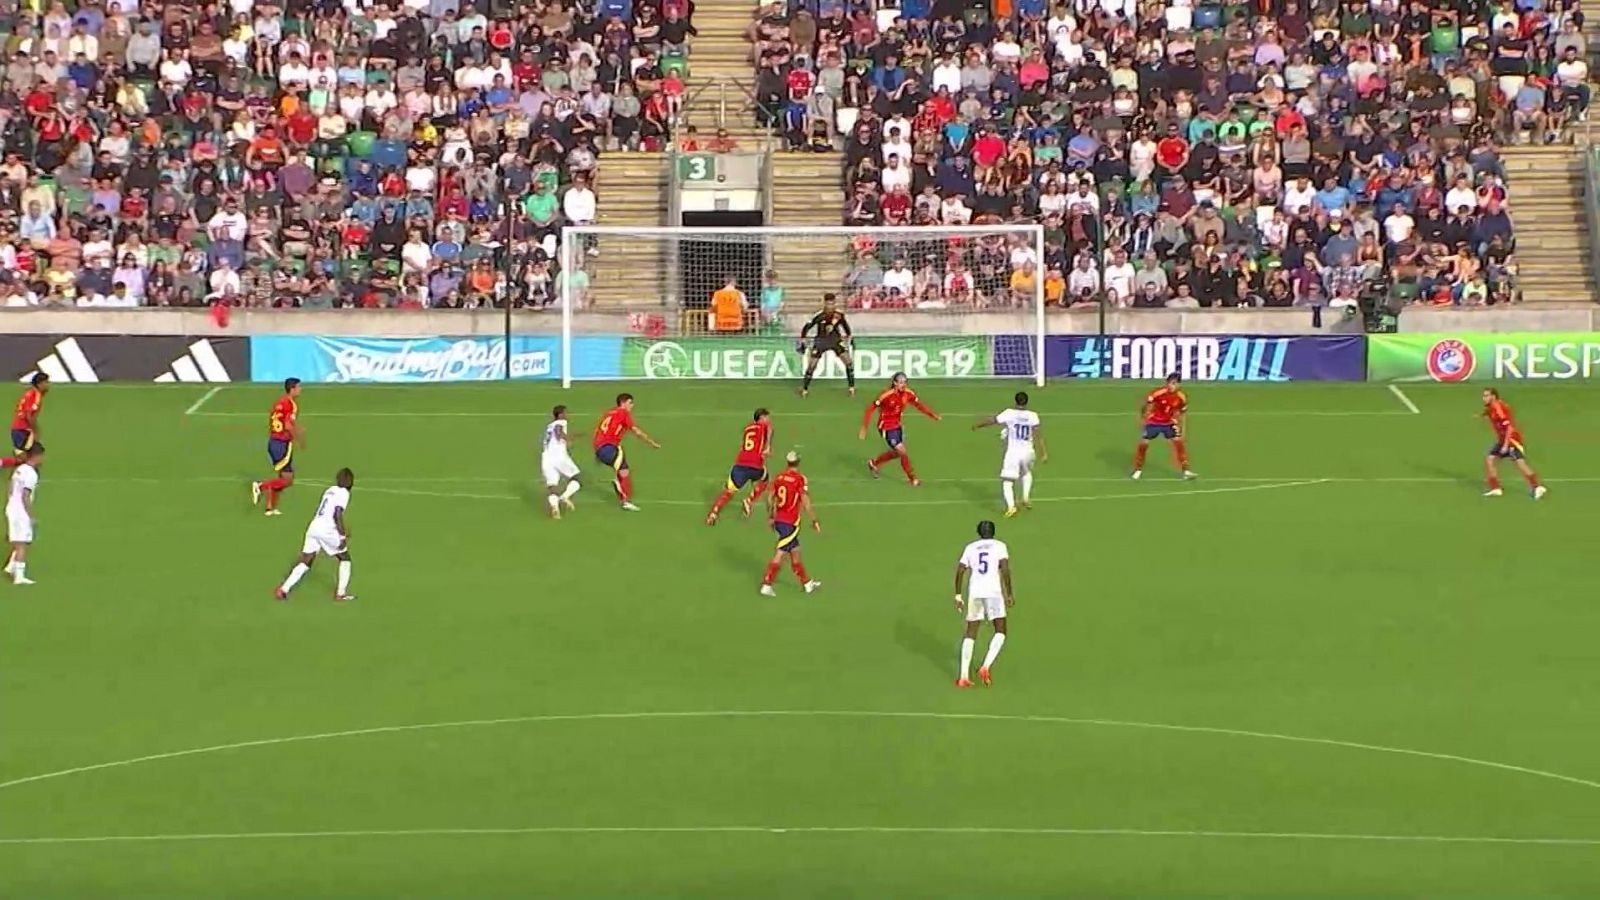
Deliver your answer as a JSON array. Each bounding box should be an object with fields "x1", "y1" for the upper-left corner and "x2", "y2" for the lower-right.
[{"x1": 3, "y1": 379, "x2": 1599, "y2": 898}]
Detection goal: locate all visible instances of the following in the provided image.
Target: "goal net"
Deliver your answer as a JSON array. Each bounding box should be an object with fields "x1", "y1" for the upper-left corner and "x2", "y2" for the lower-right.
[{"x1": 555, "y1": 225, "x2": 1045, "y2": 387}]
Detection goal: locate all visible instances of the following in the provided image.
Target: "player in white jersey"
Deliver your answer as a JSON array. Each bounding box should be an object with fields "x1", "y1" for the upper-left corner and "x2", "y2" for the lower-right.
[
  {"x1": 541, "y1": 405, "x2": 582, "y2": 519},
  {"x1": 973, "y1": 391, "x2": 1046, "y2": 517},
  {"x1": 5, "y1": 445, "x2": 42, "y2": 585},
  {"x1": 273, "y1": 467, "x2": 356, "y2": 602},
  {"x1": 953, "y1": 519, "x2": 1013, "y2": 687}
]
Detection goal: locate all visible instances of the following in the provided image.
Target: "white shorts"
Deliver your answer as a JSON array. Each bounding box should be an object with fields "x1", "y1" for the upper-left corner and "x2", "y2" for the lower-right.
[
  {"x1": 301, "y1": 525, "x2": 347, "y2": 557},
  {"x1": 1000, "y1": 448, "x2": 1036, "y2": 480},
  {"x1": 7, "y1": 510, "x2": 32, "y2": 544},
  {"x1": 965, "y1": 594, "x2": 1007, "y2": 623},
  {"x1": 541, "y1": 454, "x2": 581, "y2": 487}
]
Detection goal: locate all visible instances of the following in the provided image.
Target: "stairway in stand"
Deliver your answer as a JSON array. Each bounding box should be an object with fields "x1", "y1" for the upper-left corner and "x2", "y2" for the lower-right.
[
  {"x1": 679, "y1": 0, "x2": 769, "y2": 147},
  {"x1": 584, "y1": 152, "x2": 669, "y2": 307},
  {"x1": 766, "y1": 153, "x2": 848, "y2": 304},
  {"x1": 1500, "y1": 145, "x2": 1598, "y2": 304}
]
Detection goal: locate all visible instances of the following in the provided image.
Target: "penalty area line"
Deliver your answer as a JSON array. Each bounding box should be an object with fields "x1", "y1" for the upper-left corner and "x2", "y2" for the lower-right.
[
  {"x1": 183, "y1": 386, "x2": 226, "y2": 416},
  {"x1": 0, "y1": 826, "x2": 1597, "y2": 848},
  {"x1": 1387, "y1": 385, "x2": 1421, "y2": 415}
]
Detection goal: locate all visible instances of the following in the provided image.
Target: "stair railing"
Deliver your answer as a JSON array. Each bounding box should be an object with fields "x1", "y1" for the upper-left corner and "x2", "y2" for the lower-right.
[{"x1": 1586, "y1": 147, "x2": 1600, "y2": 292}]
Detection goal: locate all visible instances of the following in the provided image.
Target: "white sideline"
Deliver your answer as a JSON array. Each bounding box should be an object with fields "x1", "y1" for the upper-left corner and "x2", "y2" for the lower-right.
[
  {"x1": 1, "y1": 826, "x2": 1596, "y2": 848},
  {"x1": 1388, "y1": 385, "x2": 1421, "y2": 415},
  {"x1": 183, "y1": 386, "x2": 225, "y2": 416}
]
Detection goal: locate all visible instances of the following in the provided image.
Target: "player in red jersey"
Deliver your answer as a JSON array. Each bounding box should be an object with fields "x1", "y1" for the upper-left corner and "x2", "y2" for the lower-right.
[
  {"x1": 859, "y1": 372, "x2": 940, "y2": 485},
  {"x1": 706, "y1": 408, "x2": 772, "y2": 525},
  {"x1": 593, "y1": 392, "x2": 661, "y2": 512},
  {"x1": 760, "y1": 451, "x2": 821, "y2": 596},
  {"x1": 1482, "y1": 389, "x2": 1546, "y2": 499},
  {"x1": 252, "y1": 378, "x2": 304, "y2": 516},
  {"x1": 1131, "y1": 373, "x2": 1195, "y2": 480},
  {"x1": 5, "y1": 373, "x2": 48, "y2": 469}
]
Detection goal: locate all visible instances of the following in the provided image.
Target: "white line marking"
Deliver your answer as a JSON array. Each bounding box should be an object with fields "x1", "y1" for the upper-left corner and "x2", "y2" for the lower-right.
[
  {"x1": 1, "y1": 826, "x2": 1596, "y2": 848},
  {"x1": 280, "y1": 479, "x2": 1331, "y2": 508},
  {"x1": 3, "y1": 710, "x2": 1595, "y2": 794},
  {"x1": 1388, "y1": 384, "x2": 1421, "y2": 415},
  {"x1": 191, "y1": 409, "x2": 1413, "y2": 419},
  {"x1": 183, "y1": 386, "x2": 225, "y2": 416}
]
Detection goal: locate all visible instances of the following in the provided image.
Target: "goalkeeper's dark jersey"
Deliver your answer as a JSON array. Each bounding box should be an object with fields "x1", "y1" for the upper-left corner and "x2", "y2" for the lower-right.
[{"x1": 802, "y1": 310, "x2": 852, "y2": 346}]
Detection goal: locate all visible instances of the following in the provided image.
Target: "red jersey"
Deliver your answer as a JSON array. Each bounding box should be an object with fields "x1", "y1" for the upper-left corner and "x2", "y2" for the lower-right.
[
  {"x1": 268, "y1": 395, "x2": 297, "y2": 441},
  {"x1": 734, "y1": 421, "x2": 771, "y2": 470},
  {"x1": 11, "y1": 387, "x2": 42, "y2": 431},
  {"x1": 770, "y1": 469, "x2": 807, "y2": 525},
  {"x1": 1144, "y1": 387, "x2": 1187, "y2": 426},
  {"x1": 1485, "y1": 399, "x2": 1522, "y2": 445},
  {"x1": 863, "y1": 386, "x2": 936, "y2": 432},
  {"x1": 593, "y1": 406, "x2": 634, "y2": 450}
]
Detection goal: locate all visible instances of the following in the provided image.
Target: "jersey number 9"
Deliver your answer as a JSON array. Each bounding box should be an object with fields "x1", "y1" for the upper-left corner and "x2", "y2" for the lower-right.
[{"x1": 775, "y1": 485, "x2": 790, "y2": 507}]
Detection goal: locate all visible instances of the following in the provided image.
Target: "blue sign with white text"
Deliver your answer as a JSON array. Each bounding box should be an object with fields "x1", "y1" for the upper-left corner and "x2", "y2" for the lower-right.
[
  {"x1": 249, "y1": 336, "x2": 622, "y2": 383},
  {"x1": 1042, "y1": 335, "x2": 1365, "y2": 381}
]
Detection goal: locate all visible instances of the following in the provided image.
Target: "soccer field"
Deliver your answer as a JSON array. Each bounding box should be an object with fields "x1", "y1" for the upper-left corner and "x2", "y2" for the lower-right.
[{"x1": 3, "y1": 379, "x2": 1599, "y2": 898}]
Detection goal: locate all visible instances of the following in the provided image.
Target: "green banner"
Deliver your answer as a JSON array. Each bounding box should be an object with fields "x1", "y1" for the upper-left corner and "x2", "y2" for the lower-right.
[
  {"x1": 1369, "y1": 333, "x2": 1600, "y2": 382},
  {"x1": 621, "y1": 336, "x2": 992, "y2": 380}
]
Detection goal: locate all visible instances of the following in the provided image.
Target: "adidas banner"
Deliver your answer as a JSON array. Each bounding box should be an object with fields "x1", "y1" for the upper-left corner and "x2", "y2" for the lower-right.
[{"x1": 0, "y1": 335, "x2": 248, "y2": 383}]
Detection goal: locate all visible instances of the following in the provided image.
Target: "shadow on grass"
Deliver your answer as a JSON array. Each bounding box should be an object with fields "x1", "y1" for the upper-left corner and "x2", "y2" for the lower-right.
[
  {"x1": 1406, "y1": 461, "x2": 1481, "y2": 492},
  {"x1": 895, "y1": 616, "x2": 952, "y2": 675}
]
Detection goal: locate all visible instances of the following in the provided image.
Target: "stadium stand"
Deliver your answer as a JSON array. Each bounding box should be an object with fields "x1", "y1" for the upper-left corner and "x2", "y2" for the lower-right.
[
  {"x1": 756, "y1": 0, "x2": 1600, "y2": 309},
  {"x1": 0, "y1": 0, "x2": 696, "y2": 309}
]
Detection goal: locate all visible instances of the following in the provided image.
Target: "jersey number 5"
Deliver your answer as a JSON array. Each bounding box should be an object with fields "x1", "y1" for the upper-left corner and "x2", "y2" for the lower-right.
[{"x1": 975, "y1": 551, "x2": 989, "y2": 574}]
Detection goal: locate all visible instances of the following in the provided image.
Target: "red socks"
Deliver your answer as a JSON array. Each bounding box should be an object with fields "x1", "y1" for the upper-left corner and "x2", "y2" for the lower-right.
[
  {"x1": 1132, "y1": 444, "x2": 1148, "y2": 470},
  {"x1": 1172, "y1": 439, "x2": 1189, "y2": 471},
  {"x1": 260, "y1": 477, "x2": 290, "y2": 509},
  {"x1": 0, "y1": 457, "x2": 16, "y2": 468},
  {"x1": 899, "y1": 455, "x2": 915, "y2": 482},
  {"x1": 749, "y1": 480, "x2": 768, "y2": 501},
  {"x1": 615, "y1": 472, "x2": 633, "y2": 502},
  {"x1": 1486, "y1": 475, "x2": 1501, "y2": 491},
  {"x1": 762, "y1": 561, "x2": 781, "y2": 585},
  {"x1": 790, "y1": 558, "x2": 809, "y2": 582},
  {"x1": 1524, "y1": 471, "x2": 1541, "y2": 489},
  {"x1": 708, "y1": 489, "x2": 733, "y2": 516},
  {"x1": 871, "y1": 450, "x2": 898, "y2": 467}
]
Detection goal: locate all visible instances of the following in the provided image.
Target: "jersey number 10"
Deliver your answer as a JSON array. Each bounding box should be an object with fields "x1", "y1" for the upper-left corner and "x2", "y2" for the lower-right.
[{"x1": 1011, "y1": 424, "x2": 1031, "y2": 441}]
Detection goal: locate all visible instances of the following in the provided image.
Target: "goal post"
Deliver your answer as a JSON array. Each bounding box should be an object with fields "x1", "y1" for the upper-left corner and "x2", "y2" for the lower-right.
[{"x1": 556, "y1": 225, "x2": 1047, "y2": 388}]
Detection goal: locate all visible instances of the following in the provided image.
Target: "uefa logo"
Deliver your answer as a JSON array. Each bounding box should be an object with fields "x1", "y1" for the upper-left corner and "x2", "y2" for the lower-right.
[{"x1": 1425, "y1": 339, "x2": 1476, "y2": 382}]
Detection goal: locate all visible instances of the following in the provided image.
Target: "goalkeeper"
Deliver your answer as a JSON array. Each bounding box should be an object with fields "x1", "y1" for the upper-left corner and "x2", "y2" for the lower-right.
[{"x1": 798, "y1": 294, "x2": 856, "y2": 397}]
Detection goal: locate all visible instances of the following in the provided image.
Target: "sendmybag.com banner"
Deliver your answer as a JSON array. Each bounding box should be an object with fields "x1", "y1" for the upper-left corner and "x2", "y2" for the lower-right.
[
  {"x1": 1043, "y1": 335, "x2": 1366, "y2": 381},
  {"x1": 1368, "y1": 334, "x2": 1600, "y2": 382},
  {"x1": 619, "y1": 336, "x2": 991, "y2": 379},
  {"x1": 250, "y1": 336, "x2": 622, "y2": 383}
]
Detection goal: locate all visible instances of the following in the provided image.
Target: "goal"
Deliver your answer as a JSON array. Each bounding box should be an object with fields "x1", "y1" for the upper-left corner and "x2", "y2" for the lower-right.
[{"x1": 555, "y1": 224, "x2": 1046, "y2": 388}]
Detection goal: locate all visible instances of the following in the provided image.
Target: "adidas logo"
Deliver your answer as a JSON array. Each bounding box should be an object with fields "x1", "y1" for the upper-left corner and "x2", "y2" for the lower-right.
[
  {"x1": 155, "y1": 340, "x2": 233, "y2": 383},
  {"x1": 21, "y1": 337, "x2": 99, "y2": 382}
]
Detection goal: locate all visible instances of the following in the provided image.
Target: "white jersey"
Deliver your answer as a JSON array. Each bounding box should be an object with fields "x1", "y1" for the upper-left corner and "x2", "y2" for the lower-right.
[
  {"x1": 7, "y1": 463, "x2": 37, "y2": 515},
  {"x1": 310, "y1": 486, "x2": 350, "y2": 530},
  {"x1": 7, "y1": 463, "x2": 37, "y2": 543},
  {"x1": 541, "y1": 419, "x2": 572, "y2": 461},
  {"x1": 959, "y1": 537, "x2": 1010, "y2": 599},
  {"x1": 540, "y1": 418, "x2": 581, "y2": 486},
  {"x1": 995, "y1": 408, "x2": 1040, "y2": 452}
]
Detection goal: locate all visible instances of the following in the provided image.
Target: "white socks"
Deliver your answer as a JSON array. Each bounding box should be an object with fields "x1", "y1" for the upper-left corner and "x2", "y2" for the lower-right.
[
  {"x1": 280, "y1": 563, "x2": 309, "y2": 593},
  {"x1": 337, "y1": 561, "x2": 352, "y2": 595},
  {"x1": 561, "y1": 481, "x2": 581, "y2": 500},
  {"x1": 959, "y1": 637, "x2": 975, "y2": 680},
  {"x1": 982, "y1": 633, "x2": 1007, "y2": 670},
  {"x1": 10, "y1": 562, "x2": 23, "y2": 583},
  {"x1": 1001, "y1": 480, "x2": 1015, "y2": 509},
  {"x1": 546, "y1": 493, "x2": 560, "y2": 511},
  {"x1": 1021, "y1": 472, "x2": 1033, "y2": 503}
]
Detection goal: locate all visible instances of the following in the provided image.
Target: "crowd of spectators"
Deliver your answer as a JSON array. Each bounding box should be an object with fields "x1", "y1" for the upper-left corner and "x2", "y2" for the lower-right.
[
  {"x1": 753, "y1": 0, "x2": 1572, "y2": 310},
  {"x1": 0, "y1": 0, "x2": 697, "y2": 309}
]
